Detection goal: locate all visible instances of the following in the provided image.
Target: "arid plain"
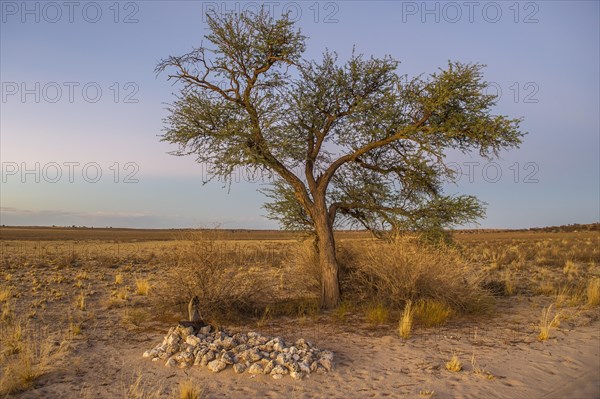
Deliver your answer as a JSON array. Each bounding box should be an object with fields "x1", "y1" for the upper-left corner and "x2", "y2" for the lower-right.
[{"x1": 1, "y1": 226, "x2": 599, "y2": 398}]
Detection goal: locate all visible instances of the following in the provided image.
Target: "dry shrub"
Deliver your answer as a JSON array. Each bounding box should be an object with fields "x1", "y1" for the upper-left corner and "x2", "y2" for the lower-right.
[
  {"x1": 340, "y1": 237, "x2": 488, "y2": 313},
  {"x1": 153, "y1": 232, "x2": 275, "y2": 324},
  {"x1": 286, "y1": 240, "x2": 321, "y2": 295}
]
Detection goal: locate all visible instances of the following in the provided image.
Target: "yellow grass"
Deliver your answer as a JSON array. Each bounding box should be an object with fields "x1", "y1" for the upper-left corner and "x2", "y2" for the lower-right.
[
  {"x1": 76, "y1": 291, "x2": 86, "y2": 311},
  {"x1": 0, "y1": 286, "x2": 12, "y2": 303},
  {"x1": 399, "y1": 300, "x2": 413, "y2": 339},
  {"x1": 445, "y1": 353, "x2": 462, "y2": 372},
  {"x1": 135, "y1": 278, "x2": 151, "y2": 296},
  {"x1": 563, "y1": 260, "x2": 580, "y2": 282},
  {"x1": 538, "y1": 305, "x2": 560, "y2": 341},
  {"x1": 413, "y1": 300, "x2": 453, "y2": 327},
  {"x1": 2, "y1": 301, "x2": 15, "y2": 322},
  {"x1": 365, "y1": 303, "x2": 389, "y2": 326},
  {"x1": 124, "y1": 371, "x2": 163, "y2": 399},
  {"x1": 179, "y1": 380, "x2": 203, "y2": 399},
  {"x1": 333, "y1": 301, "x2": 352, "y2": 323},
  {"x1": 587, "y1": 277, "x2": 600, "y2": 306},
  {"x1": 70, "y1": 321, "x2": 83, "y2": 336},
  {"x1": 116, "y1": 287, "x2": 129, "y2": 301}
]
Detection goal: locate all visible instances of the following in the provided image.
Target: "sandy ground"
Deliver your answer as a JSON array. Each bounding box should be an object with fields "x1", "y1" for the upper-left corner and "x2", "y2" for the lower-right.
[
  {"x1": 12, "y1": 297, "x2": 599, "y2": 399},
  {"x1": 2, "y1": 231, "x2": 599, "y2": 398}
]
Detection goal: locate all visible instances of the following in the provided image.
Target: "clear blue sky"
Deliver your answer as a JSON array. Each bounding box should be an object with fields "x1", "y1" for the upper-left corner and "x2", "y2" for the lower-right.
[{"x1": 1, "y1": 1, "x2": 598, "y2": 229}]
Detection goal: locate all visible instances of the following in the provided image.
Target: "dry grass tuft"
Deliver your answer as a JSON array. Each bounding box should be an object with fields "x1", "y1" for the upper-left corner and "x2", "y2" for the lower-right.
[
  {"x1": 365, "y1": 303, "x2": 390, "y2": 326},
  {"x1": 445, "y1": 353, "x2": 462, "y2": 372},
  {"x1": 563, "y1": 260, "x2": 580, "y2": 282},
  {"x1": 333, "y1": 301, "x2": 352, "y2": 323},
  {"x1": 0, "y1": 286, "x2": 13, "y2": 303},
  {"x1": 538, "y1": 305, "x2": 560, "y2": 341},
  {"x1": 135, "y1": 278, "x2": 151, "y2": 296},
  {"x1": 587, "y1": 277, "x2": 600, "y2": 307},
  {"x1": 413, "y1": 300, "x2": 454, "y2": 327},
  {"x1": 123, "y1": 308, "x2": 149, "y2": 327},
  {"x1": 76, "y1": 290, "x2": 86, "y2": 311},
  {"x1": 116, "y1": 287, "x2": 130, "y2": 301},
  {"x1": 398, "y1": 300, "x2": 413, "y2": 339},
  {"x1": 115, "y1": 273, "x2": 124, "y2": 285},
  {"x1": 471, "y1": 353, "x2": 494, "y2": 379},
  {"x1": 2, "y1": 301, "x2": 15, "y2": 323},
  {"x1": 124, "y1": 371, "x2": 163, "y2": 399},
  {"x1": 70, "y1": 321, "x2": 83, "y2": 336},
  {"x1": 178, "y1": 380, "x2": 203, "y2": 399}
]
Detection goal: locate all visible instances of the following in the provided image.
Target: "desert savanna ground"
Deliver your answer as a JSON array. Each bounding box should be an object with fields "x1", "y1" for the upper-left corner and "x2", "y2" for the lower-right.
[{"x1": 1, "y1": 226, "x2": 599, "y2": 399}]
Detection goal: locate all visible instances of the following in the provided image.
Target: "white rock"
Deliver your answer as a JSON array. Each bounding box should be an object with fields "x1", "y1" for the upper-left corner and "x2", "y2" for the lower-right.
[
  {"x1": 221, "y1": 352, "x2": 235, "y2": 365},
  {"x1": 186, "y1": 335, "x2": 201, "y2": 346},
  {"x1": 319, "y1": 358, "x2": 333, "y2": 372},
  {"x1": 263, "y1": 360, "x2": 275, "y2": 374},
  {"x1": 166, "y1": 334, "x2": 181, "y2": 346},
  {"x1": 248, "y1": 363, "x2": 263, "y2": 375},
  {"x1": 248, "y1": 348, "x2": 262, "y2": 362},
  {"x1": 207, "y1": 359, "x2": 227, "y2": 373},
  {"x1": 146, "y1": 324, "x2": 335, "y2": 378},
  {"x1": 206, "y1": 350, "x2": 216, "y2": 362},
  {"x1": 299, "y1": 361, "x2": 311, "y2": 373},
  {"x1": 270, "y1": 364, "x2": 288, "y2": 375}
]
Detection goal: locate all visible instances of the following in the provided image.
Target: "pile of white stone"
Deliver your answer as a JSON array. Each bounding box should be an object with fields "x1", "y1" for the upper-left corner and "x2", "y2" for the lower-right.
[{"x1": 143, "y1": 324, "x2": 334, "y2": 380}]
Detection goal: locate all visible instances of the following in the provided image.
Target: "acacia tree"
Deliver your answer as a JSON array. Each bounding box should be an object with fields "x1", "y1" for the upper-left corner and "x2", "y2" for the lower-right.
[{"x1": 157, "y1": 11, "x2": 524, "y2": 309}]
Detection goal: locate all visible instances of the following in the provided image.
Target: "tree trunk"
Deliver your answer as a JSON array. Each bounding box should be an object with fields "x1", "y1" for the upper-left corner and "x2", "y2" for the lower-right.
[{"x1": 313, "y1": 200, "x2": 340, "y2": 309}]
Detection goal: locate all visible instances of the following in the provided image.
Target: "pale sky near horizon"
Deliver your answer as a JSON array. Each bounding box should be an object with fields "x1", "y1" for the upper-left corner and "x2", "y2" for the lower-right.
[{"x1": 1, "y1": 1, "x2": 599, "y2": 229}]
